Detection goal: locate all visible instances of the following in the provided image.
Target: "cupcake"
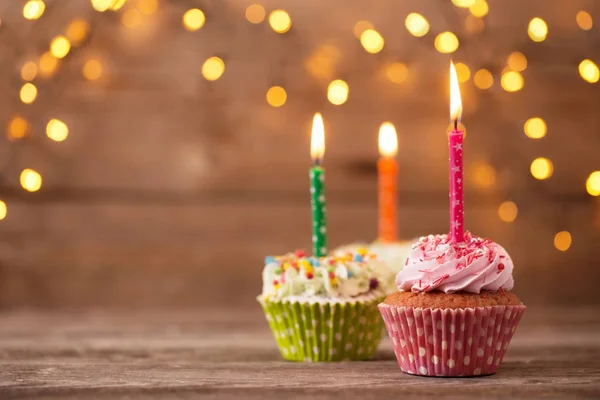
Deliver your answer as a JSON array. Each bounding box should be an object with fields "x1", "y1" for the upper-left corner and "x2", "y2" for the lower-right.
[
  {"x1": 334, "y1": 240, "x2": 415, "y2": 274},
  {"x1": 258, "y1": 249, "x2": 395, "y2": 362},
  {"x1": 379, "y1": 232, "x2": 526, "y2": 376}
]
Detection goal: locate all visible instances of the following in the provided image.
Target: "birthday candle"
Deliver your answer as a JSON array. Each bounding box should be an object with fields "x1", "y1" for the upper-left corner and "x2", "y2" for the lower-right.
[
  {"x1": 449, "y1": 61, "x2": 465, "y2": 243},
  {"x1": 310, "y1": 113, "x2": 327, "y2": 257},
  {"x1": 378, "y1": 122, "x2": 399, "y2": 242}
]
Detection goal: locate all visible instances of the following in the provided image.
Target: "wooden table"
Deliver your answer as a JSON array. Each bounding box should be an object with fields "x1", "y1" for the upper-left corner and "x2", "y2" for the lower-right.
[{"x1": 0, "y1": 307, "x2": 599, "y2": 399}]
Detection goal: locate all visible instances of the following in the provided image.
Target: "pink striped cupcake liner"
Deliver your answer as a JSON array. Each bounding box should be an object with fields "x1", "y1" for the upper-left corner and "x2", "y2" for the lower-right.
[{"x1": 378, "y1": 303, "x2": 526, "y2": 377}]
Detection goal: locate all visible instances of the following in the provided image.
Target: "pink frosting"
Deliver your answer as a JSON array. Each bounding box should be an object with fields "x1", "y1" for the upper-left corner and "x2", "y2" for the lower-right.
[{"x1": 396, "y1": 232, "x2": 514, "y2": 294}]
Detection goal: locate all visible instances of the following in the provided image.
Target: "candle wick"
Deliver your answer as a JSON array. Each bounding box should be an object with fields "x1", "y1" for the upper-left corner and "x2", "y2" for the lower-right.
[{"x1": 453, "y1": 119, "x2": 458, "y2": 131}]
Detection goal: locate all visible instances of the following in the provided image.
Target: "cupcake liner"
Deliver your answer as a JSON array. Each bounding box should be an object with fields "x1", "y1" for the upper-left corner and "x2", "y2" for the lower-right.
[
  {"x1": 379, "y1": 303, "x2": 526, "y2": 377},
  {"x1": 259, "y1": 297, "x2": 385, "y2": 362}
]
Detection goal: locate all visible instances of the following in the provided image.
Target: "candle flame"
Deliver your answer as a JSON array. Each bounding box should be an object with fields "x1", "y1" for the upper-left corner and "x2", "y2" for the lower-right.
[
  {"x1": 311, "y1": 112, "x2": 325, "y2": 164},
  {"x1": 378, "y1": 122, "x2": 398, "y2": 158},
  {"x1": 450, "y1": 61, "x2": 462, "y2": 123}
]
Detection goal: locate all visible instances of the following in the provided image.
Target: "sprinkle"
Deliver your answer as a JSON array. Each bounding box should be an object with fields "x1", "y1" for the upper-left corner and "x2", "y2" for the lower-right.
[
  {"x1": 328, "y1": 271, "x2": 335, "y2": 279},
  {"x1": 306, "y1": 272, "x2": 314, "y2": 280},
  {"x1": 295, "y1": 249, "x2": 305, "y2": 257},
  {"x1": 353, "y1": 254, "x2": 363, "y2": 262},
  {"x1": 265, "y1": 256, "x2": 275, "y2": 264},
  {"x1": 369, "y1": 278, "x2": 379, "y2": 289},
  {"x1": 497, "y1": 263, "x2": 505, "y2": 274},
  {"x1": 356, "y1": 247, "x2": 368, "y2": 256}
]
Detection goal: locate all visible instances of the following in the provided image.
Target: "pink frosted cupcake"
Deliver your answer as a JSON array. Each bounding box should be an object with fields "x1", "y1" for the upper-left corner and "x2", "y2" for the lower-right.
[{"x1": 379, "y1": 232, "x2": 526, "y2": 377}]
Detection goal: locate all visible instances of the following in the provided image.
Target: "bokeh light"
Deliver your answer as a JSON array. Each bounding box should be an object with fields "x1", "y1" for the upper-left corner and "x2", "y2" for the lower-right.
[
  {"x1": 454, "y1": 62, "x2": 471, "y2": 83},
  {"x1": 452, "y1": 0, "x2": 475, "y2": 8},
  {"x1": 524, "y1": 117, "x2": 546, "y2": 139},
  {"x1": 202, "y1": 57, "x2": 225, "y2": 81},
  {"x1": 20, "y1": 169, "x2": 42, "y2": 192},
  {"x1": 530, "y1": 157, "x2": 553, "y2": 180},
  {"x1": 122, "y1": 9, "x2": 142, "y2": 28},
  {"x1": 586, "y1": 171, "x2": 600, "y2": 196},
  {"x1": 579, "y1": 59, "x2": 599, "y2": 83},
  {"x1": 183, "y1": 8, "x2": 205, "y2": 31},
  {"x1": 50, "y1": 36, "x2": 71, "y2": 59},
  {"x1": 554, "y1": 231, "x2": 572, "y2": 252},
  {"x1": 405, "y1": 13, "x2": 429, "y2": 37},
  {"x1": 23, "y1": 0, "x2": 45, "y2": 20},
  {"x1": 83, "y1": 60, "x2": 103, "y2": 80},
  {"x1": 0, "y1": 200, "x2": 6, "y2": 221},
  {"x1": 39, "y1": 52, "x2": 59, "y2": 77},
  {"x1": 245, "y1": 4, "x2": 265, "y2": 24},
  {"x1": 465, "y1": 15, "x2": 484, "y2": 34},
  {"x1": 266, "y1": 86, "x2": 287, "y2": 107},
  {"x1": 498, "y1": 201, "x2": 518, "y2": 222},
  {"x1": 353, "y1": 20, "x2": 373, "y2": 39},
  {"x1": 360, "y1": 29, "x2": 384, "y2": 54},
  {"x1": 469, "y1": 0, "x2": 489, "y2": 17},
  {"x1": 20, "y1": 83, "x2": 38, "y2": 104},
  {"x1": 46, "y1": 119, "x2": 69, "y2": 142},
  {"x1": 385, "y1": 62, "x2": 408, "y2": 84},
  {"x1": 501, "y1": 70, "x2": 524, "y2": 92},
  {"x1": 528, "y1": 18, "x2": 548, "y2": 42},
  {"x1": 91, "y1": 0, "x2": 111, "y2": 12},
  {"x1": 576, "y1": 11, "x2": 593, "y2": 31},
  {"x1": 473, "y1": 68, "x2": 493, "y2": 89},
  {"x1": 138, "y1": 0, "x2": 158, "y2": 14},
  {"x1": 434, "y1": 32, "x2": 459, "y2": 54},
  {"x1": 66, "y1": 19, "x2": 91, "y2": 46},
  {"x1": 472, "y1": 163, "x2": 496, "y2": 188},
  {"x1": 109, "y1": 0, "x2": 126, "y2": 11},
  {"x1": 7, "y1": 116, "x2": 30, "y2": 140},
  {"x1": 507, "y1": 51, "x2": 527, "y2": 71},
  {"x1": 327, "y1": 79, "x2": 349, "y2": 105},
  {"x1": 304, "y1": 45, "x2": 339, "y2": 79},
  {"x1": 21, "y1": 61, "x2": 38, "y2": 81},
  {"x1": 269, "y1": 10, "x2": 291, "y2": 34}
]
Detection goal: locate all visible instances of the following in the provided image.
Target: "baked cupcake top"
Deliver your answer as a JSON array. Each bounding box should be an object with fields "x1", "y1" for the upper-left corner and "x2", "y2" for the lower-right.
[
  {"x1": 261, "y1": 249, "x2": 395, "y2": 302},
  {"x1": 396, "y1": 232, "x2": 514, "y2": 294}
]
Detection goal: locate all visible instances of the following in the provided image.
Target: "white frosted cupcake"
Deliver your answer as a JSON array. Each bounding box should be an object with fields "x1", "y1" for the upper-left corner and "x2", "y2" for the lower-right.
[{"x1": 334, "y1": 240, "x2": 415, "y2": 274}]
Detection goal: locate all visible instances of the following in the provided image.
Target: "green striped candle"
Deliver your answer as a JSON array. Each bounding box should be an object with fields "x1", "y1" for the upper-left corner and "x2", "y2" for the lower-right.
[{"x1": 310, "y1": 113, "x2": 327, "y2": 257}]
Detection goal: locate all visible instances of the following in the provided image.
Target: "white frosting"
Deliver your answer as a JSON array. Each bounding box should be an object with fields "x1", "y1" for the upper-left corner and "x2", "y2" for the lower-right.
[{"x1": 334, "y1": 240, "x2": 415, "y2": 274}]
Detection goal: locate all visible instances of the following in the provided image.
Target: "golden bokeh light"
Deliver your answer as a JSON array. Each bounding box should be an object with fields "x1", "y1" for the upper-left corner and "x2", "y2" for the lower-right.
[
  {"x1": 91, "y1": 0, "x2": 111, "y2": 12},
  {"x1": 46, "y1": 119, "x2": 69, "y2": 142},
  {"x1": 507, "y1": 51, "x2": 527, "y2": 72},
  {"x1": 66, "y1": 19, "x2": 91, "y2": 46},
  {"x1": 524, "y1": 117, "x2": 546, "y2": 139},
  {"x1": 50, "y1": 36, "x2": 71, "y2": 59},
  {"x1": 269, "y1": 10, "x2": 291, "y2": 34},
  {"x1": 472, "y1": 163, "x2": 496, "y2": 188},
  {"x1": 83, "y1": 59, "x2": 103, "y2": 80},
  {"x1": 530, "y1": 157, "x2": 553, "y2": 180},
  {"x1": 469, "y1": 0, "x2": 489, "y2": 17},
  {"x1": 353, "y1": 20, "x2": 373, "y2": 39},
  {"x1": 452, "y1": 0, "x2": 476, "y2": 8},
  {"x1": 138, "y1": 0, "x2": 159, "y2": 14},
  {"x1": 434, "y1": 32, "x2": 459, "y2": 54},
  {"x1": 122, "y1": 9, "x2": 143, "y2": 28},
  {"x1": 109, "y1": 0, "x2": 126, "y2": 11},
  {"x1": 304, "y1": 45, "x2": 340, "y2": 79},
  {"x1": 454, "y1": 62, "x2": 471, "y2": 83},
  {"x1": 7, "y1": 116, "x2": 30, "y2": 140},
  {"x1": 23, "y1": 0, "x2": 45, "y2": 20},
  {"x1": 0, "y1": 200, "x2": 6, "y2": 221},
  {"x1": 465, "y1": 15, "x2": 484, "y2": 34},
  {"x1": 266, "y1": 86, "x2": 287, "y2": 107},
  {"x1": 579, "y1": 59, "x2": 599, "y2": 83},
  {"x1": 20, "y1": 83, "x2": 38, "y2": 104},
  {"x1": 528, "y1": 18, "x2": 548, "y2": 42},
  {"x1": 473, "y1": 68, "x2": 493, "y2": 89},
  {"x1": 360, "y1": 29, "x2": 384, "y2": 54},
  {"x1": 576, "y1": 11, "x2": 593, "y2": 31},
  {"x1": 405, "y1": 13, "x2": 429, "y2": 37},
  {"x1": 21, "y1": 61, "x2": 38, "y2": 81},
  {"x1": 498, "y1": 201, "x2": 518, "y2": 223},
  {"x1": 385, "y1": 62, "x2": 408, "y2": 84},
  {"x1": 202, "y1": 57, "x2": 225, "y2": 81},
  {"x1": 586, "y1": 171, "x2": 600, "y2": 196},
  {"x1": 554, "y1": 231, "x2": 572, "y2": 252},
  {"x1": 39, "y1": 52, "x2": 59, "y2": 77},
  {"x1": 246, "y1": 4, "x2": 265, "y2": 24},
  {"x1": 20, "y1": 169, "x2": 42, "y2": 192},
  {"x1": 327, "y1": 79, "x2": 349, "y2": 105},
  {"x1": 501, "y1": 70, "x2": 524, "y2": 92},
  {"x1": 183, "y1": 8, "x2": 205, "y2": 31}
]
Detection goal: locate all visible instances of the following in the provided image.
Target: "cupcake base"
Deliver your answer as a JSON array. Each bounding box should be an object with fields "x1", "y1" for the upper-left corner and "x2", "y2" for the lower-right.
[{"x1": 259, "y1": 296, "x2": 384, "y2": 362}]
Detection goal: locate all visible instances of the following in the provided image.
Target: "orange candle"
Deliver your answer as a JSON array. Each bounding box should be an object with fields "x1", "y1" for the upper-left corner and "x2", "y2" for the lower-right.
[{"x1": 378, "y1": 122, "x2": 399, "y2": 242}]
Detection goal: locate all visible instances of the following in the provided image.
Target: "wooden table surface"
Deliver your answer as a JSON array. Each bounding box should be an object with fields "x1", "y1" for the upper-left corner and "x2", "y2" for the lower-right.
[{"x1": 0, "y1": 306, "x2": 599, "y2": 400}]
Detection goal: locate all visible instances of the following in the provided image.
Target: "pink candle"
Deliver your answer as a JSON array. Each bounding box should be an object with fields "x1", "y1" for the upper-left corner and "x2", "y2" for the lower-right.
[{"x1": 449, "y1": 61, "x2": 465, "y2": 243}]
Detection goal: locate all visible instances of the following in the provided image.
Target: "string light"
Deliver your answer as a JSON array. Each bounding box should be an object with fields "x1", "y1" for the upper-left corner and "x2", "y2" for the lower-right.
[
  {"x1": 576, "y1": 11, "x2": 593, "y2": 31},
  {"x1": 554, "y1": 231, "x2": 571, "y2": 251},
  {"x1": 434, "y1": 32, "x2": 459, "y2": 54},
  {"x1": 122, "y1": 9, "x2": 142, "y2": 28},
  {"x1": 501, "y1": 70, "x2": 524, "y2": 92},
  {"x1": 579, "y1": 59, "x2": 599, "y2": 83},
  {"x1": 405, "y1": 13, "x2": 429, "y2": 37},
  {"x1": 20, "y1": 169, "x2": 42, "y2": 192},
  {"x1": 498, "y1": 201, "x2": 518, "y2": 222},
  {"x1": 473, "y1": 68, "x2": 493, "y2": 89},
  {"x1": 269, "y1": 10, "x2": 291, "y2": 34},
  {"x1": 327, "y1": 79, "x2": 349, "y2": 105},
  {"x1": 586, "y1": 171, "x2": 600, "y2": 196},
  {"x1": 528, "y1": 18, "x2": 548, "y2": 42},
  {"x1": 245, "y1": 4, "x2": 265, "y2": 24},
  {"x1": 530, "y1": 157, "x2": 553, "y2": 180},
  {"x1": 20, "y1": 83, "x2": 38, "y2": 104},
  {"x1": 183, "y1": 8, "x2": 205, "y2": 31},
  {"x1": 83, "y1": 60, "x2": 103, "y2": 80},
  {"x1": 385, "y1": 62, "x2": 408, "y2": 84},
  {"x1": 507, "y1": 51, "x2": 527, "y2": 72},
  {"x1": 360, "y1": 29, "x2": 384, "y2": 54},
  {"x1": 7, "y1": 116, "x2": 30, "y2": 140},
  {"x1": 469, "y1": 0, "x2": 489, "y2": 17},
  {"x1": 454, "y1": 62, "x2": 471, "y2": 83},
  {"x1": 266, "y1": 86, "x2": 287, "y2": 107},
  {"x1": 353, "y1": 20, "x2": 373, "y2": 39},
  {"x1": 66, "y1": 19, "x2": 91, "y2": 46},
  {"x1": 452, "y1": 0, "x2": 475, "y2": 8},
  {"x1": 39, "y1": 52, "x2": 59, "y2": 77},
  {"x1": 50, "y1": 36, "x2": 71, "y2": 59},
  {"x1": 137, "y1": 0, "x2": 158, "y2": 14},
  {"x1": 0, "y1": 200, "x2": 6, "y2": 221},
  {"x1": 21, "y1": 62, "x2": 38, "y2": 81},
  {"x1": 46, "y1": 119, "x2": 69, "y2": 142},
  {"x1": 91, "y1": 0, "x2": 111, "y2": 12},
  {"x1": 23, "y1": 0, "x2": 45, "y2": 20},
  {"x1": 524, "y1": 117, "x2": 546, "y2": 139},
  {"x1": 202, "y1": 57, "x2": 225, "y2": 81},
  {"x1": 465, "y1": 15, "x2": 484, "y2": 34}
]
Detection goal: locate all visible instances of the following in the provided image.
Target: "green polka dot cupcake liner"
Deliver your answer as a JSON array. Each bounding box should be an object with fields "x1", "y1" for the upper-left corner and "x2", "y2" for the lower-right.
[{"x1": 259, "y1": 297, "x2": 385, "y2": 362}]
